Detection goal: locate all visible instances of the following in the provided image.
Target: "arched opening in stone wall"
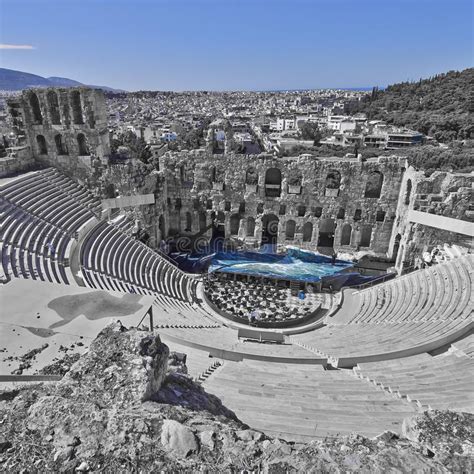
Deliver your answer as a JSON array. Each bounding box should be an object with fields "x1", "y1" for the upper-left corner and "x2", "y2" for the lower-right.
[
  {"x1": 77, "y1": 133, "x2": 89, "y2": 155},
  {"x1": 285, "y1": 220, "x2": 296, "y2": 240},
  {"x1": 54, "y1": 134, "x2": 67, "y2": 155},
  {"x1": 29, "y1": 92, "x2": 42, "y2": 124},
  {"x1": 359, "y1": 225, "x2": 372, "y2": 247},
  {"x1": 405, "y1": 179, "x2": 412, "y2": 205},
  {"x1": 71, "y1": 90, "x2": 84, "y2": 124},
  {"x1": 212, "y1": 211, "x2": 226, "y2": 240},
  {"x1": 36, "y1": 135, "x2": 47, "y2": 155},
  {"x1": 341, "y1": 223, "x2": 352, "y2": 246},
  {"x1": 261, "y1": 214, "x2": 279, "y2": 246},
  {"x1": 210, "y1": 166, "x2": 217, "y2": 182},
  {"x1": 302, "y1": 222, "x2": 313, "y2": 242},
  {"x1": 318, "y1": 218, "x2": 335, "y2": 247},
  {"x1": 325, "y1": 170, "x2": 341, "y2": 195},
  {"x1": 313, "y1": 207, "x2": 323, "y2": 218},
  {"x1": 158, "y1": 215, "x2": 165, "y2": 239},
  {"x1": 185, "y1": 212, "x2": 192, "y2": 232},
  {"x1": 245, "y1": 167, "x2": 258, "y2": 185},
  {"x1": 364, "y1": 171, "x2": 384, "y2": 198},
  {"x1": 297, "y1": 205, "x2": 306, "y2": 217},
  {"x1": 199, "y1": 212, "x2": 207, "y2": 232},
  {"x1": 265, "y1": 168, "x2": 282, "y2": 197},
  {"x1": 246, "y1": 217, "x2": 255, "y2": 237},
  {"x1": 168, "y1": 213, "x2": 180, "y2": 236},
  {"x1": 392, "y1": 233, "x2": 401, "y2": 262},
  {"x1": 376, "y1": 210, "x2": 386, "y2": 222},
  {"x1": 230, "y1": 214, "x2": 240, "y2": 236},
  {"x1": 337, "y1": 207, "x2": 345, "y2": 219},
  {"x1": 47, "y1": 91, "x2": 61, "y2": 125}
]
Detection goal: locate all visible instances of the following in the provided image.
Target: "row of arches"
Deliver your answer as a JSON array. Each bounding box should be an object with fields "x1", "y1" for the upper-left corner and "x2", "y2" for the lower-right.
[
  {"x1": 36, "y1": 133, "x2": 89, "y2": 156},
  {"x1": 28, "y1": 90, "x2": 85, "y2": 126},
  {"x1": 176, "y1": 210, "x2": 372, "y2": 248}
]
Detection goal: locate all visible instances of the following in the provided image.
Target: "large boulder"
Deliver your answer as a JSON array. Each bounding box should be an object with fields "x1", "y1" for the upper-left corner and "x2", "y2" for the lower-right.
[
  {"x1": 161, "y1": 420, "x2": 198, "y2": 457},
  {"x1": 61, "y1": 321, "x2": 169, "y2": 404}
]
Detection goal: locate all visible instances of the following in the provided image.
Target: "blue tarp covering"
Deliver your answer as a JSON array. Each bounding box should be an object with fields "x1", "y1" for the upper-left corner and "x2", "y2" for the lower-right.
[
  {"x1": 208, "y1": 247, "x2": 353, "y2": 283},
  {"x1": 168, "y1": 246, "x2": 387, "y2": 287}
]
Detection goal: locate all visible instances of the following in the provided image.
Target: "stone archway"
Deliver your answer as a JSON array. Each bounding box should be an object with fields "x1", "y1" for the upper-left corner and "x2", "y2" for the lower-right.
[
  {"x1": 318, "y1": 218, "x2": 335, "y2": 247},
  {"x1": 340, "y1": 223, "x2": 352, "y2": 246},
  {"x1": 265, "y1": 168, "x2": 282, "y2": 197},
  {"x1": 302, "y1": 222, "x2": 313, "y2": 242},
  {"x1": 392, "y1": 233, "x2": 402, "y2": 261},
  {"x1": 261, "y1": 214, "x2": 279, "y2": 247}
]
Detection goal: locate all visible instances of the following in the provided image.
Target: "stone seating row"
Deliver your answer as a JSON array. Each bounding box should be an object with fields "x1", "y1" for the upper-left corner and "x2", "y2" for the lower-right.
[
  {"x1": 80, "y1": 220, "x2": 201, "y2": 305},
  {"x1": 295, "y1": 316, "x2": 473, "y2": 367},
  {"x1": 354, "y1": 348, "x2": 474, "y2": 413},
  {"x1": 1, "y1": 168, "x2": 100, "y2": 235},
  {"x1": 157, "y1": 326, "x2": 321, "y2": 362},
  {"x1": 0, "y1": 200, "x2": 72, "y2": 285},
  {"x1": 350, "y1": 256, "x2": 473, "y2": 324},
  {"x1": 202, "y1": 358, "x2": 418, "y2": 440},
  {"x1": 452, "y1": 333, "x2": 474, "y2": 358}
]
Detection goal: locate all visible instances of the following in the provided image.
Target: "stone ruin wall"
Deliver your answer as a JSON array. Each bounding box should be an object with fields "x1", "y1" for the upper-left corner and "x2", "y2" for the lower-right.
[
  {"x1": 157, "y1": 151, "x2": 406, "y2": 257},
  {"x1": 101, "y1": 160, "x2": 162, "y2": 246},
  {"x1": 7, "y1": 87, "x2": 111, "y2": 184},
  {"x1": 6, "y1": 86, "x2": 471, "y2": 266},
  {"x1": 389, "y1": 167, "x2": 473, "y2": 269}
]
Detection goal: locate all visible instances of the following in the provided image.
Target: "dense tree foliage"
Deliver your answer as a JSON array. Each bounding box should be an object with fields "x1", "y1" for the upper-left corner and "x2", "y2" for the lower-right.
[
  {"x1": 401, "y1": 142, "x2": 474, "y2": 176},
  {"x1": 361, "y1": 141, "x2": 474, "y2": 176},
  {"x1": 299, "y1": 122, "x2": 323, "y2": 144},
  {"x1": 111, "y1": 130, "x2": 152, "y2": 164},
  {"x1": 180, "y1": 118, "x2": 212, "y2": 149},
  {"x1": 345, "y1": 69, "x2": 474, "y2": 142}
]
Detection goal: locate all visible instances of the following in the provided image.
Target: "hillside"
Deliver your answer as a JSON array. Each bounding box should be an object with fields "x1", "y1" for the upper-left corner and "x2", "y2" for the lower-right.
[
  {"x1": 346, "y1": 68, "x2": 474, "y2": 142},
  {"x1": 0, "y1": 67, "x2": 124, "y2": 92},
  {"x1": 0, "y1": 322, "x2": 472, "y2": 472}
]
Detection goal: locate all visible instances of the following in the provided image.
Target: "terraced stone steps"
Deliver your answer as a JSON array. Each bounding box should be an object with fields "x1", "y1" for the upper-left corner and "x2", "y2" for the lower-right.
[{"x1": 203, "y1": 359, "x2": 418, "y2": 440}]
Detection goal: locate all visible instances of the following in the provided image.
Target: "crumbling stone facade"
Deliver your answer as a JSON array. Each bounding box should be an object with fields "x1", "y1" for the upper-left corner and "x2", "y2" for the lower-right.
[
  {"x1": 6, "y1": 87, "x2": 471, "y2": 269},
  {"x1": 390, "y1": 168, "x2": 473, "y2": 269},
  {"x1": 7, "y1": 87, "x2": 110, "y2": 183},
  {"x1": 156, "y1": 151, "x2": 405, "y2": 256}
]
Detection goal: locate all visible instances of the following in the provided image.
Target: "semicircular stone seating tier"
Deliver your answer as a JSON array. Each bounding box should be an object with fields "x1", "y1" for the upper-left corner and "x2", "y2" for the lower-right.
[
  {"x1": 0, "y1": 168, "x2": 101, "y2": 285},
  {"x1": 0, "y1": 168, "x2": 217, "y2": 327},
  {"x1": 293, "y1": 255, "x2": 473, "y2": 367},
  {"x1": 78, "y1": 218, "x2": 219, "y2": 326}
]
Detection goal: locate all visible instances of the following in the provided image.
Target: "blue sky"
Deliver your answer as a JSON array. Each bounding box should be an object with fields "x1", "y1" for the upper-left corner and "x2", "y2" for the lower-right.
[{"x1": 0, "y1": 0, "x2": 472, "y2": 91}]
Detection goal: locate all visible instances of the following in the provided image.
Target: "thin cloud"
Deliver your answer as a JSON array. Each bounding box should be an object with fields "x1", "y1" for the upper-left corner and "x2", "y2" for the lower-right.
[{"x1": 0, "y1": 44, "x2": 35, "y2": 50}]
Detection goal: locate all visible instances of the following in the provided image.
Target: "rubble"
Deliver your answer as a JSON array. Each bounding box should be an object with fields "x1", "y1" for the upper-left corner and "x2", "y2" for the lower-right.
[{"x1": 0, "y1": 321, "x2": 471, "y2": 472}]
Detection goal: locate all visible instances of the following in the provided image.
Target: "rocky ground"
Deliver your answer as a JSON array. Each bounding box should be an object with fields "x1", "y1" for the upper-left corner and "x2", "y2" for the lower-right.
[{"x1": 0, "y1": 321, "x2": 472, "y2": 473}]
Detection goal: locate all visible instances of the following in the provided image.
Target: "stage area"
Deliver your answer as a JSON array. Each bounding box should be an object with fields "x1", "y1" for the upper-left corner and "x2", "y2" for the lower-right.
[
  {"x1": 0, "y1": 278, "x2": 154, "y2": 377},
  {"x1": 208, "y1": 248, "x2": 353, "y2": 283}
]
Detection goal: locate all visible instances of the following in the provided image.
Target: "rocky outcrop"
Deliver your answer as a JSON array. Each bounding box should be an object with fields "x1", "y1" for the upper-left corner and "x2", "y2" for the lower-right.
[{"x1": 0, "y1": 321, "x2": 471, "y2": 472}]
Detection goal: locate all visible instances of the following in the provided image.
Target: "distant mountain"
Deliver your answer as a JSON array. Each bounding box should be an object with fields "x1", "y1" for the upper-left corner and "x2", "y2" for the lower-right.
[
  {"x1": 0, "y1": 67, "x2": 125, "y2": 92},
  {"x1": 47, "y1": 76, "x2": 84, "y2": 87}
]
